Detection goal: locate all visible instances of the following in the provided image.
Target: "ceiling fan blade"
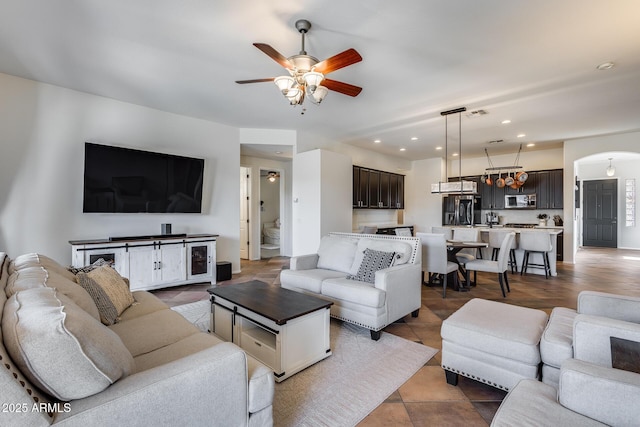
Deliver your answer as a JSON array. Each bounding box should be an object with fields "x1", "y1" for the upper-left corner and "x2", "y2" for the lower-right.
[
  {"x1": 253, "y1": 43, "x2": 293, "y2": 69},
  {"x1": 236, "y1": 78, "x2": 275, "y2": 84},
  {"x1": 314, "y1": 48, "x2": 362, "y2": 74},
  {"x1": 322, "y1": 79, "x2": 362, "y2": 97}
]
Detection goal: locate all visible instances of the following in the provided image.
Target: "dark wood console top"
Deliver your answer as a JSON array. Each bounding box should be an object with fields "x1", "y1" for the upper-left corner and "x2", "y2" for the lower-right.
[
  {"x1": 69, "y1": 233, "x2": 218, "y2": 245},
  {"x1": 208, "y1": 280, "x2": 333, "y2": 325}
]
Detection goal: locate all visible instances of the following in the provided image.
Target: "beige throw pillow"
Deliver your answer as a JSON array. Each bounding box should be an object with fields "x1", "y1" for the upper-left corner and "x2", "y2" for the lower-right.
[{"x1": 76, "y1": 265, "x2": 135, "y2": 325}]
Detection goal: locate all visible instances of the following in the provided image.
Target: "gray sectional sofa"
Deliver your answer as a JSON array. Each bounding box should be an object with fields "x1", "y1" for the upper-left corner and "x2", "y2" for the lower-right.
[
  {"x1": 280, "y1": 232, "x2": 422, "y2": 340},
  {"x1": 0, "y1": 252, "x2": 274, "y2": 426}
]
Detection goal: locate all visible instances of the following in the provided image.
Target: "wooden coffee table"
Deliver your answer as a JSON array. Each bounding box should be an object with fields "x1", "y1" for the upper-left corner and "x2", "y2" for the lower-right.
[{"x1": 207, "y1": 280, "x2": 333, "y2": 382}]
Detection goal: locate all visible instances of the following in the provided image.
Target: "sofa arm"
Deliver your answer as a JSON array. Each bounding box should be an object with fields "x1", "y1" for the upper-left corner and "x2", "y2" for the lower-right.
[
  {"x1": 374, "y1": 263, "x2": 422, "y2": 322},
  {"x1": 54, "y1": 342, "x2": 249, "y2": 426},
  {"x1": 290, "y1": 254, "x2": 319, "y2": 271},
  {"x1": 578, "y1": 291, "x2": 640, "y2": 323},
  {"x1": 559, "y1": 358, "x2": 640, "y2": 427},
  {"x1": 573, "y1": 314, "x2": 640, "y2": 367}
]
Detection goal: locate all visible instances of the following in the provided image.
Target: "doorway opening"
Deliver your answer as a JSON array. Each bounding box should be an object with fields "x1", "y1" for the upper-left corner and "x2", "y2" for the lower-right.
[{"x1": 260, "y1": 169, "x2": 281, "y2": 259}]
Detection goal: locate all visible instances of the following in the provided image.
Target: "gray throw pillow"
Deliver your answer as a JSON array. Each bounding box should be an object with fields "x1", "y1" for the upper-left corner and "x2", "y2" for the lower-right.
[{"x1": 348, "y1": 248, "x2": 396, "y2": 284}]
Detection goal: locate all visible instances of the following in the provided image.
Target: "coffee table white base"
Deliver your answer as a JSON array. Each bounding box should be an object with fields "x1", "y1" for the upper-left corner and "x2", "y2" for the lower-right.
[{"x1": 210, "y1": 296, "x2": 331, "y2": 382}]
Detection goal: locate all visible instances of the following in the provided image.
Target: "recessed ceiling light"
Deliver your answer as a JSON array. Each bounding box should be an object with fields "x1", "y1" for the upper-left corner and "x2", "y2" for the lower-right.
[
  {"x1": 275, "y1": 151, "x2": 282, "y2": 154},
  {"x1": 452, "y1": 153, "x2": 459, "y2": 157},
  {"x1": 517, "y1": 133, "x2": 526, "y2": 138},
  {"x1": 435, "y1": 146, "x2": 443, "y2": 150},
  {"x1": 526, "y1": 143, "x2": 535, "y2": 147},
  {"x1": 374, "y1": 139, "x2": 381, "y2": 143},
  {"x1": 596, "y1": 62, "x2": 615, "y2": 71},
  {"x1": 410, "y1": 137, "x2": 418, "y2": 141},
  {"x1": 399, "y1": 148, "x2": 406, "y2": 151},
  {"x1": 501, "y1": 119, "x2": 511, "y2": 124}
]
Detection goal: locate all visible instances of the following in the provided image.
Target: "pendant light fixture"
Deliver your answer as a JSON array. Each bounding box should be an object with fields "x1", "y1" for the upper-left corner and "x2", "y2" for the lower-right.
[
  {"x1": 606, "y1": 158, "x2": 615, "y2": 177},
  {"x1": 430, "y1": 107, "x2": 477, "y2": 194}
]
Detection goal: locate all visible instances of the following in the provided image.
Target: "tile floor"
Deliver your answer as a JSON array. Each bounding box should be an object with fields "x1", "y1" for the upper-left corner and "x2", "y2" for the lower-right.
[{"x1": 151, "y1": 247, "x2": 640, "y2": 426}]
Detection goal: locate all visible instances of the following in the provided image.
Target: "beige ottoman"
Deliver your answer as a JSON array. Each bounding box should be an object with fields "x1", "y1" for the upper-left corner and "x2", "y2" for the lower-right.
[{"x1": 441, "y1": 298, "x2": 549, "y2": 391}]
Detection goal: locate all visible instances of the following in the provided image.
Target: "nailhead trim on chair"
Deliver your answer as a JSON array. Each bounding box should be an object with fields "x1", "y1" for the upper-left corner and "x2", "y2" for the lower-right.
[{"x1": 442, "y1": 364, "x2": 510, "y2": 391}]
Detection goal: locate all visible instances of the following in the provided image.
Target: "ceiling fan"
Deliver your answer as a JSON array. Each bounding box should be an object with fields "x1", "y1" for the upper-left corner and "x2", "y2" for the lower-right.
[{"x1": 236, "y1": 19, "x2": 363, "y2": 110}]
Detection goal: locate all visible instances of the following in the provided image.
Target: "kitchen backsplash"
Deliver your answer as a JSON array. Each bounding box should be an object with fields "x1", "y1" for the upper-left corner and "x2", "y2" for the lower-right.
[{"x1": 481, "y1": 209, "x2": 563, "y2": 226}]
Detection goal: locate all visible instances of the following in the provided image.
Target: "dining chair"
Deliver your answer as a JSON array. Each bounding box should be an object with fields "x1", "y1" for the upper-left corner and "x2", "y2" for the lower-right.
[
  {"x1": 488, "y1": 229, "x2": 518, "y2": 273},
  {"x1": 464, "y1": 232, "x2": 516, "y2": 297},
  {"x1": 431, "y1": 226, "x2": 453, "y2": 240},
  {"x1": 361, "y1": 226, "x2": 378, "y2": 234},
  {"x1": 519, "y1": 231, "x2": 553, "y2": 278},
  {"x1": 416, "y1": 232, "x2": 459, "y2": 298},
  {"x1": 452, "y1": 227, "x2": 481, "y2": 265},
  {"x1": 395, "y1": 227, "x2": 412, "y2": 237}
]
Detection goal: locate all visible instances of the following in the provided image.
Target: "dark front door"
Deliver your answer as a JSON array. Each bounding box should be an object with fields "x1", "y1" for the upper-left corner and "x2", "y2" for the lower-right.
[{"x1": 583, "y1": 179, "x2": 617, "y2": 247}]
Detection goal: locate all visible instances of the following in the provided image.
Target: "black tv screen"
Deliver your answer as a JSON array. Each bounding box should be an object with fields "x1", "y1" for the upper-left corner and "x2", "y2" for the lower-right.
[{"x1": 83, "y1": 143, "x2": 204, "y2": 213}]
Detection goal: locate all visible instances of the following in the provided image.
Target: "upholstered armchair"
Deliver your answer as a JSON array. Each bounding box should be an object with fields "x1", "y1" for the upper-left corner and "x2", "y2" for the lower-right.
[{"x1": 541, "y1": 291, "x2": 640, "y2": 388}]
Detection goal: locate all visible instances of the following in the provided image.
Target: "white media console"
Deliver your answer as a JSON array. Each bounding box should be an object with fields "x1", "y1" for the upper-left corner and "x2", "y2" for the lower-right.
[{"x1": 69, "y1": 234, "x2": 218, "y2": 291}]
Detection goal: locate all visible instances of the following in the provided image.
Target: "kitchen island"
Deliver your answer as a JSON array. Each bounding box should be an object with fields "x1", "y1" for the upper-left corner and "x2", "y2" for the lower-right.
[{"x1": 441, "y1": 226, "x2": 563, "y2": 276}]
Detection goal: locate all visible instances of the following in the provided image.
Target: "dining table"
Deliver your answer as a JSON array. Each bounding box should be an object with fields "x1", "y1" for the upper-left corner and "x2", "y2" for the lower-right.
[{"x1": 446, "y1": 240, "x2": 489, "y2": 291}]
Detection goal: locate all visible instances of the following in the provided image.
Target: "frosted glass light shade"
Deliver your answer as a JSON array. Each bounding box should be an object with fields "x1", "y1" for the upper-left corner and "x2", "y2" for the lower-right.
[
  {"x1": 274, "y1": 76, "x2": 295, "y2": 93},
  {"x1": 302, "y1": 71, "x2": 324, "y2": 91},
  {"x1": 310, "y1": 85, "x2": 328, "y2": 103}
]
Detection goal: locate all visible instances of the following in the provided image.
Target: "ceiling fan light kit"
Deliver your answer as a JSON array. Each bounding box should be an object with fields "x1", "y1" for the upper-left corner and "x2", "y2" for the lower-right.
[{"x1": 236, "y1": 19, "x2": 362, "y2": 113}]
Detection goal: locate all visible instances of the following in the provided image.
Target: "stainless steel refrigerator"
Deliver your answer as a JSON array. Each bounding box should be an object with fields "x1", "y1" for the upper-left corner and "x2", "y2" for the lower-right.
[{"x1": 442, "y1": 195, "x2": 481, "y2": 226}]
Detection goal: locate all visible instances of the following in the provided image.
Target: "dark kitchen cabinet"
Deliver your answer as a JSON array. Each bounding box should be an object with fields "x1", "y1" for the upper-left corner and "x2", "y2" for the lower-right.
[
  {"x1": 389, "y1": 173, "x2": 405, "y2": 209},
  {"x1": 479, "y1": 181, "x2": 505, "y2": 210},
  {"x1": 353, "y1": 166, "x2": 370, "y2": 208},
  {"x1": 353, "y1": 166, "x2": 405, "y2": 209},
  {"x1": 535, "y1": 169, "x2": 563, "y2": 209}
]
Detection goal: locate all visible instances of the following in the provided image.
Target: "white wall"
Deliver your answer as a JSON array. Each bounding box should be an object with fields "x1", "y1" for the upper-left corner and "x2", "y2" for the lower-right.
[
  {"x1": 404, "y1": 157, "x2": 444, "y2": 233},
  {"x1": 0, "y1": 73, "x2": 241, "y2": 271},
  {"x1": 292, "y1": 149, "x2": 351, "y2": 255},
  {"x1": 449, "y1": 148, "x2": 564, "y2": 177}
]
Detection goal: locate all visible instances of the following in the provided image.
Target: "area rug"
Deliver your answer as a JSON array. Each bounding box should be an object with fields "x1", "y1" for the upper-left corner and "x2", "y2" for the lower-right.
[{"x1": 172, "y1": 300, "x2": 438, "y2": 427}]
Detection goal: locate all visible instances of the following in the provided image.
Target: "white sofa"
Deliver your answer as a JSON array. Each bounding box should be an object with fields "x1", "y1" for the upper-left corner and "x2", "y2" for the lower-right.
[
  {"x1": 280, "y1": 232, "x2": 422, "y2": 340},
  {"x1": 0, "y1": 252, "x2": 274, "y2": 426}
]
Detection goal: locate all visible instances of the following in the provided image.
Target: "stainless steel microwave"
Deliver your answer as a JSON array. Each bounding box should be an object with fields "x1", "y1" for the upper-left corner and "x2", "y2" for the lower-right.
[{"x1": 505, "y1": 194, "x2": 536, "y2": 209}]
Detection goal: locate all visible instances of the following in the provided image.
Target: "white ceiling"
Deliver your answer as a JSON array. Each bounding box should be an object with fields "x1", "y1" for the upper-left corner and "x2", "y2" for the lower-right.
[{"x1": 2, "y1": 0, "x2": 639, "y2": 162}]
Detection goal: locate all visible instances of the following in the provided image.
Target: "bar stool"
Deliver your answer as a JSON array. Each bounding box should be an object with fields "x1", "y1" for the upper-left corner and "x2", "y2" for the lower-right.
[
  {"x1": 519, "y1": 231, "x2": 553, "y2": 279},
  {"x1": 489, "y1": 229, "x2": 518, "y2": 273}
]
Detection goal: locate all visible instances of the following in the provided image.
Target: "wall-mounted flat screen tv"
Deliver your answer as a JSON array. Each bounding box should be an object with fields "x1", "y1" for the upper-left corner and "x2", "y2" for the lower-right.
[{"x1": 83, "y1": 142, "x2": 205, "y2": 213}]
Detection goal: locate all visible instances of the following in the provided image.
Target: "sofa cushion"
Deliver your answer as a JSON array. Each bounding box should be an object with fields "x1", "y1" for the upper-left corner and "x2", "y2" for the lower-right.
[
  {"x1": 117, "y1": 291, "x2": 170, "y2": 322},
  {"x1": 350, "y1": 238, "x2": 411, "y2": 275},
  {"x1": 280, "y1": 268, "x2": 347, "y2": 294},
  {"x1": 9, "y1": 253, "x2": 78, "y2": 283},
  {"x1": 77, "y1": 265, "x2": 136, "y2": 325},
  {"x1": 317, "y1": 235, "x2": 358, "y2": 274},
  {"x1": 540, "y1": 306, "x2": 577, "y2": 369},
  {"x1": 348, "y1": 248, "x2": 396, "y2": 284},
  {"x1": 322, "y1": 277, "x2": 386, "y2": 308},
  {"x1": 109, "y1": 309, "x2": 199, "y2": 357},
  {"x1": 6, "y1": 266, "x2": 101, "y2": 321},
  {"x1": 2, "y1": 287, "x2": 135, "y2": 401}
]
